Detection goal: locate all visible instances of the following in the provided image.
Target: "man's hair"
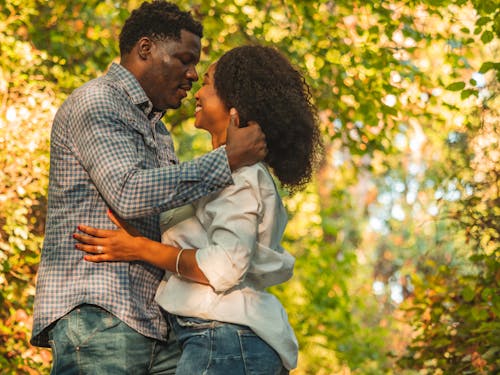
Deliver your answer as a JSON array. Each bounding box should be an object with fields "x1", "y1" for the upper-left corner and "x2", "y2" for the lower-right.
[
  {"x1": 214, "y1": 45, "x2": 323, "y2": 192},
  {"x1": 119, "y1": 1, "x2": 203, "y2": 55}
]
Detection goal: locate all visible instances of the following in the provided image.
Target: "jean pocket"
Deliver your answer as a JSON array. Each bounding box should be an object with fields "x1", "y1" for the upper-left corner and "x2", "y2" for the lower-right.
[
  {"x1": 238, "y1": 330, "x2": 282, "y2": 375},
  {"x1": 174, "y1": 315, "x2": 215, "y2": 329},
  {"x1": 66, "y1": 305, "x2": 121, "y2": 347}
]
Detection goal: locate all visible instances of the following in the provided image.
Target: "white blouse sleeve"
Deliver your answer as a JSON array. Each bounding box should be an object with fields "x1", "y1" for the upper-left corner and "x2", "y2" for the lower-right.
[{"x1": 195, "y1": 172, "x2": 260, "y2": 292}]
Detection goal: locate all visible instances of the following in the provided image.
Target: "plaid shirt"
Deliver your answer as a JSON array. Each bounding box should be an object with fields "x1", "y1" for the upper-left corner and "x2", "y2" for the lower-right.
[{"x1": 31, "y1": 63, "x2": 232, "y2": 347}]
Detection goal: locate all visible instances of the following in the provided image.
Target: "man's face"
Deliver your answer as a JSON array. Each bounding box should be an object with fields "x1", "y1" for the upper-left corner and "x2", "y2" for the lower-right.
[{"x1": 141, "y1": 29, "x2": 201, "y2": 111}]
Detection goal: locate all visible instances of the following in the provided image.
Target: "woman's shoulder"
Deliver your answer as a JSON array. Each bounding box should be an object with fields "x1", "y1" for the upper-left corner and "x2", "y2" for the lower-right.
[
  {"x1": 232, "y1": 163, "x2": 275, "y2": 188},
  {"x1": 230, "y1": 163, "x2": 282, "y2": 214}
]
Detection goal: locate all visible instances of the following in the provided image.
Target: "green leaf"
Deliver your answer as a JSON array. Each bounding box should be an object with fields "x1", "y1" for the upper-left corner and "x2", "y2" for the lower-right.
[
  {"x1": 469, "y1": 254, "x2": 485, "y2": 262},
  {"x1": 481, "y1": 30, "x2": 494, "y2": 44},
  {"x1": 482, "y1": 0, "x2": 499, "y2": 12},
  {"x1": 481, "y1": 288, "x2": 493, "y2": 301},
  {"x1": 478, "y1": 61, "x2": 494, "y2": 73},
  {"x1": 325, "y1": 49, "x2": 341, "y2": 64},
  {"x1": 381, "y1": 105, "x2": 398, "y2": 117},
  {"x1": 471, "y1": 306, "x2": 489, "y2": 321},
  {"x1": 476, "y1": 16, "x2": 491, "y2": 26},
  {"x1": 446, "y1": 82, "x2": 465, "y2": 91},
  {"x1": 461, "y1": 89, "x2": 478, "y2": 99},
  {"x1": 482, "y1": 347, "x2": 500, "y2": 360},
  {"x1": 462, "y1": 286, "x2": 475, "y2": 302}
]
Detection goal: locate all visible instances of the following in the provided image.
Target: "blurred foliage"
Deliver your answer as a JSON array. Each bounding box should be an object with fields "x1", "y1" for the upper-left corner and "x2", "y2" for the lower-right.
[{"x1": 0, "y1": 0, "x2": 498, "y2": 374}]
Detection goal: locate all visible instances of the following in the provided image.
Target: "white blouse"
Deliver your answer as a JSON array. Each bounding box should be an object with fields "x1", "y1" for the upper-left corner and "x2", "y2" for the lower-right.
[{"x1": 155, "y1": 162, "x2": 298, "y2": 370}]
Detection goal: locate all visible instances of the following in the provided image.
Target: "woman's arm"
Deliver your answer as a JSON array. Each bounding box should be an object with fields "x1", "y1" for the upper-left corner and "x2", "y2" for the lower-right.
[
  {"x1": 76, "y1": 166, "x2": 263, "y2": 292},
  {"x1": 74, "y1": 210, "x2": 209, "y2": 284},
  {"x1": 194, "y1": 171, "x2": 261, "y2": 292}
]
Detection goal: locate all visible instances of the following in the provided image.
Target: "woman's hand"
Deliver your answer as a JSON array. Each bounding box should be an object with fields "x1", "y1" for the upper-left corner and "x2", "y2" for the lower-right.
[
  {"x1": 75, "y1": 210, "x2": 209, "y2": 284},
  {"x1": 74, "y1": 210, "x2": 145, "y2": 263}
]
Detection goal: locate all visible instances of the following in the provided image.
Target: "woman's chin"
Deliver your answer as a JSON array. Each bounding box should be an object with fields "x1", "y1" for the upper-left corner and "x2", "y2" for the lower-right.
[{"x1": 194, "y1": 123, "x2": 210, "y2": 134}]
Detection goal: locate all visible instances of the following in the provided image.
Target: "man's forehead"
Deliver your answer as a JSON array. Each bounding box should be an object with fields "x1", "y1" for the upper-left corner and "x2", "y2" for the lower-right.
[
  {"x1": 179, "y1": 29, "x2": 201, "y2": 48},
  {"x1": 160, "y1": 29, "x2": 200, "y2": 53}
]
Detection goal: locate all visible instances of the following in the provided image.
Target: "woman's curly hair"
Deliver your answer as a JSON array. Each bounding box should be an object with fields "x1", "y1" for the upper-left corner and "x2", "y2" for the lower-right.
[
  {"x1": 214, "y1": 45, "x2": 322, "y2": 192},
  {"x1": 119, "y1": 1, "x2": 203, "y2": 55}
]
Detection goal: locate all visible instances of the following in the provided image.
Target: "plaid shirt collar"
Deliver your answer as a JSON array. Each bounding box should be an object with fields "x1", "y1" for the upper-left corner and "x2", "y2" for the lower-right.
[{"x1": 107, "y1": 62, "x2": 165, "y2": 121}]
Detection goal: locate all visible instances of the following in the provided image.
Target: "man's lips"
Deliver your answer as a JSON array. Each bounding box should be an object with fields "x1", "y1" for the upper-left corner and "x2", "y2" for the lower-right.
[{"x1": 177, "y1": 84, "x2": 192, "y2": 98}]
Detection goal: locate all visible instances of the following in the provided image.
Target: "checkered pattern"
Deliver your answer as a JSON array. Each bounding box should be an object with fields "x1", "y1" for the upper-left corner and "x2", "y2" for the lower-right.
[{"x1": 31, "y1": 63, "x2": 232, "y2": 347}]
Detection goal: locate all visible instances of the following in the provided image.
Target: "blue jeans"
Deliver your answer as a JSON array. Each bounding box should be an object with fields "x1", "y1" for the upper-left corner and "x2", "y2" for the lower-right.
[
  {"x1": 169, "y1": 315, "x2": 285, "y2": 375},
  {"x1": 48, "y1": 304, "x2": 181, "y2": 374}
]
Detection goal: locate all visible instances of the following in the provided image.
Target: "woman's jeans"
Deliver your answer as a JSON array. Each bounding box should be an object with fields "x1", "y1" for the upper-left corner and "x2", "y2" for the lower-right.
[
  {"x1": 169, "y1": 314, "x2": 285, "y2": 375},
  {"x1": 48, "y1": 304, "x2": 181, "y2": 375}
]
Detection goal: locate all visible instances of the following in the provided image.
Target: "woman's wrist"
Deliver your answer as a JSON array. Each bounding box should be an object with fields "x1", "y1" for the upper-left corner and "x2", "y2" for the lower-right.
[{"x1": 134, "y1": 236, "x2": 154, "y2": 262}]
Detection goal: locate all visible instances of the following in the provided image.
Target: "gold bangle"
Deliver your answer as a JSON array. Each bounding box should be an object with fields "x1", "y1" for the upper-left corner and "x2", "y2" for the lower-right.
[{"x1": 175, "y1": 249, "x2": 185, "y2": 277}]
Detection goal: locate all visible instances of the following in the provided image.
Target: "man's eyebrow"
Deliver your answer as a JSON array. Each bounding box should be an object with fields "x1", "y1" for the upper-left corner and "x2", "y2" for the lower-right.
[{"x1": 176, "y1": 51, "x2": 198, "y2": 62}]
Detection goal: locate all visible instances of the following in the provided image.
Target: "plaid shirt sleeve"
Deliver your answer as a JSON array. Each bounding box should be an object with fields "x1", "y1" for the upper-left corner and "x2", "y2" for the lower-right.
[{"x1": 70, "y1": 83, "x2": 232, "y2": 219}]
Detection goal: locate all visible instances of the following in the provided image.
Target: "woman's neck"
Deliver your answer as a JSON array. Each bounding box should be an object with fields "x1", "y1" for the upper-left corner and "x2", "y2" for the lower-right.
[{"x1": 211, "y1": 133, "x2": 227, "y2": 149}]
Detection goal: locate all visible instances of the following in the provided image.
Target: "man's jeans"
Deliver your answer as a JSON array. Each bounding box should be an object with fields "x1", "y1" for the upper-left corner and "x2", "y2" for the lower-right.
[
  {"x1": 169, "y1": 315, "x2": 285, "y2": 375},
  {"x1": 48, "y1": 304, "x2": 180, "y2": 375}
]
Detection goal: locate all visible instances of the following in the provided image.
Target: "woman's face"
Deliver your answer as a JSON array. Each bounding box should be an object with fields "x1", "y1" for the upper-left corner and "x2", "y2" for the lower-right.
[{"x1": 194, "y1": 64, "x2": 230, "y2": 145}]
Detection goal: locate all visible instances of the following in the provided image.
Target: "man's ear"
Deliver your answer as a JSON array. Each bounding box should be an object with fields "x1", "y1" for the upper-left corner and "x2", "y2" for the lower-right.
[{"x1": 137, "y1": 37, "x2": 153, "y2": 60}]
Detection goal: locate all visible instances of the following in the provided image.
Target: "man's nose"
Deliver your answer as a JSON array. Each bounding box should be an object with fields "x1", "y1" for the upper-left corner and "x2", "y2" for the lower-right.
[{"x1": 187, "y1": 65, "x2": 198, "y2": 81}]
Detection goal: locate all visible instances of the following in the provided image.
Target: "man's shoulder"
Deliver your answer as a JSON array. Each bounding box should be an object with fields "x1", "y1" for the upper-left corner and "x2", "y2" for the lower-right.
[
  {"x1": 68, "y1": 64, "x2": 146, "y2": 111},
  {"x1": 75, "y1": 73, "x2": 125, "y2": 100},
  {"x1": 62, "y1": 74, "x2": 129, "y2": 116}
]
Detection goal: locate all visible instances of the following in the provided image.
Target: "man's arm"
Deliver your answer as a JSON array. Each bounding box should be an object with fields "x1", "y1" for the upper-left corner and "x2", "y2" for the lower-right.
[
  {"x1": 71, "y1": 90, "x2": 266, "y2": 219},
  {"x1": 71, "y1": 87, "x2": 231, "y2": 219}
]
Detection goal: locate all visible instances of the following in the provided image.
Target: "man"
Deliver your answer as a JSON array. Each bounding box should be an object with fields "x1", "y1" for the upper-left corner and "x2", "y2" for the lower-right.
[{"x1": 31, "y1": 1, "x2": 266, "y2": 373}]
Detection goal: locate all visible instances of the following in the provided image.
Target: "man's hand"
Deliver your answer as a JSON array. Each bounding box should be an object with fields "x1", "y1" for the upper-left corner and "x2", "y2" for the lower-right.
[{"x1": 225, "y1": 108, "x2": 267, "y2": 171}]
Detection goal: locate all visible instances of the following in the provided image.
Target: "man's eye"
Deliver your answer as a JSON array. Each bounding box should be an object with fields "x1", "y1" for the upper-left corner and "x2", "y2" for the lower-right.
[{"x1": 179, "y1": 56, "x2": 195, "y2": 66}]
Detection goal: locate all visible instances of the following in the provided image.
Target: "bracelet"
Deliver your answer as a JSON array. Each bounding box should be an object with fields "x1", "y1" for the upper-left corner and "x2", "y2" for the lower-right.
[{"x1": 175, "y1": 249, "x2": 185, "y2": 277}]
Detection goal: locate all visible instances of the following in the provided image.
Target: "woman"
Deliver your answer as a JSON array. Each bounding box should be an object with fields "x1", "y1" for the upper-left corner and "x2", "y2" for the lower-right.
[{"x1": 74, "y1": 45, "x2": 322, "y2": 374}]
